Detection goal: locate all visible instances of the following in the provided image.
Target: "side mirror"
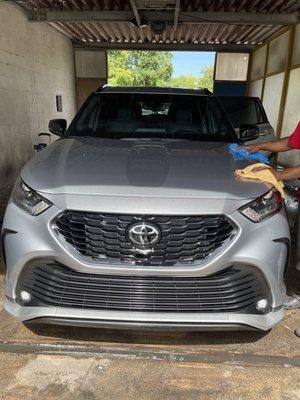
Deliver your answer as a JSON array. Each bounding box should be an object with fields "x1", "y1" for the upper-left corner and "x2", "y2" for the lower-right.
[
  {"x1": 34, "y1": 133, "x2": 51, "y2": 152},
  {"x1": 239, "y1": 124, "x2": 260, "y2": 142},
  {"x1": 49, "y1": 119, "x2": 67, "y2": 137}
]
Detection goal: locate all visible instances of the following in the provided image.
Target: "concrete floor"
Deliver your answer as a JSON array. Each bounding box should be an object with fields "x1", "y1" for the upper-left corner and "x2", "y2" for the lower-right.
[
  {"x1": 0, "y1": 352, "x2": 299, "y2": 400},
  {"x1": 0, "y1": 260, "x2": 299, "y2": 399}
]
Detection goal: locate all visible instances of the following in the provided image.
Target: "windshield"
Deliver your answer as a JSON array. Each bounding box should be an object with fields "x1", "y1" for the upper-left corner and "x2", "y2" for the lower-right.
[{"x1": 69, "y1": 92, "x2": 236, "y2": 142}]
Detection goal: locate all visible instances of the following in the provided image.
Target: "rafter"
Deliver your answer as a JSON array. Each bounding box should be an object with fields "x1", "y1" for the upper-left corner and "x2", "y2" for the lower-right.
[
  {"x1": 129, "y1": 0, "x2": 141, "y2": 27},
  {"x1": 29, "y1": 10, "x2": 299, "y2": 26},
  {"x1": 174, "y1": 0, "x2": 180, "y2": 30}
]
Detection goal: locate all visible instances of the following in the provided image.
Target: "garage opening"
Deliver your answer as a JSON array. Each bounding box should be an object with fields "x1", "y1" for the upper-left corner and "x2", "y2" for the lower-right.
[{"x1": 107, "y1": 50, "x2": 215, "y2": 90}]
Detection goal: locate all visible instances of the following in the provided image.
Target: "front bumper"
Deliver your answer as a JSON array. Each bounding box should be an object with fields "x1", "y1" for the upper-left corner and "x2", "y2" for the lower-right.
[
  {"x1": 2, "y1": 201, "x2": 290, "y2": 331},
  {"x1": 4, "y1": 297, "x2": 284, "y2": 331}
]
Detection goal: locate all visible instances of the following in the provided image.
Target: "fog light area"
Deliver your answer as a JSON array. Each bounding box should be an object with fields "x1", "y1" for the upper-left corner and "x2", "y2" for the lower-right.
[
  {"x1": 20, "y1": 290, "x2": 31, "y2": 303},
  {"x1": 255, "y1": 298, "x2": 269, "y2": 312}
]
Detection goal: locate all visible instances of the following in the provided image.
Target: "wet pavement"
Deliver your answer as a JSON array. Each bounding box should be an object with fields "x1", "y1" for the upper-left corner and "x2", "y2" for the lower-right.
[{"x1": 0, "y1": 259, "x2": 299, "y2": 399}]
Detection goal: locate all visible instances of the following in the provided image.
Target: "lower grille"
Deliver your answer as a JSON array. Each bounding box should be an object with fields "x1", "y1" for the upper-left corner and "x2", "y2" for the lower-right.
[
  {"x1": 18, "y1": 262, "x2": 270, "y2": 314},
  {"x1": 55, "y1": 211, "x2": 235, "y2": 266}
]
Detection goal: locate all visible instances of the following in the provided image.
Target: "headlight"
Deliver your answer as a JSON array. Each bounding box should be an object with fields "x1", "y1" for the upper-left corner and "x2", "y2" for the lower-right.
[
  {"x1": 239, "y1": 189, "x2": 282, "y2": 223},
  {"x1": 13, "y1": 179, "x2": 52, "y2": 216}
]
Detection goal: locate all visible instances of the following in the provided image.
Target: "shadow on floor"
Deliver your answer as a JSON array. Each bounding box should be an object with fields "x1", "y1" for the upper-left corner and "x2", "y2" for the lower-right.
[{"x1": 24, "y1": 322, "x2": 269, "y2": 346}]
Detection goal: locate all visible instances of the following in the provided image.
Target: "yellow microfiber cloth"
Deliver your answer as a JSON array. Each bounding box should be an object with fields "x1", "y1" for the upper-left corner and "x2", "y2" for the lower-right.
[{"x1": 235, "y1": 163, "x2": 285, "y2": 198}]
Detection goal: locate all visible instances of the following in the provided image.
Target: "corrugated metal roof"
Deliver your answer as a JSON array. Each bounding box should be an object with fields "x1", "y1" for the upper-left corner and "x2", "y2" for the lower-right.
[
  {"x1": 15, "y1": 0, "x2": 300, "y2": 50},
  {"x1": 19, "y1": 0, "x2": 300, "y2": 12}
]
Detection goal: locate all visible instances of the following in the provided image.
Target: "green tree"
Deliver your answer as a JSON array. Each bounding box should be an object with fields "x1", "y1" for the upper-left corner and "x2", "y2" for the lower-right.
[
  {"x1": 127, "y1": 51, "x2": 173, "y2": 86},
  {"x1": 108, "y1": 51, "x2": 134, "y2": 86},
  {"x1": 170, "y1": 66, "x2": 214, "y2": 90},
  {"x1": 108, "y1": 51, "x2": 173, "y2": 87},
  {"x1": 197, "y1": 65, "x2": 214, "y2": 91},
  {"x1": 170, "y1": 75, "x2": 198, "y2": 89}
]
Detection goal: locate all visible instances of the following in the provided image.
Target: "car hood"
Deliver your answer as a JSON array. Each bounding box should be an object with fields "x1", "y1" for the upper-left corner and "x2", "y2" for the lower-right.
[{"x1": 22, "y1": 137, "x2": 270, "y2": 202}]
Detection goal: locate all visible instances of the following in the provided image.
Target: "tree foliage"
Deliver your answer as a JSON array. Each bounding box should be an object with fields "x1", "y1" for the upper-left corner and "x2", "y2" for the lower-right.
[
  {"x1": 170, "y1": 66, "x2": 214, "y2": 91},
  {"x1": 127, "y1": 51, "x2": 173, "y2": 86},
  {"x1": 107, "y1": 51, "x2": 135, "y2": 86},
  {"x1": 197, "y1": 65, "x2": 214, "y2": 91},
  {"x1": 170, "y1": 75, "x2": 198, "y2": 89},
  {"x1": 108, "y1": 51, "x2": 214, "y2": 91},
  {"x1": 108, "y1": 51, "x2": 173, "y2": 87}
]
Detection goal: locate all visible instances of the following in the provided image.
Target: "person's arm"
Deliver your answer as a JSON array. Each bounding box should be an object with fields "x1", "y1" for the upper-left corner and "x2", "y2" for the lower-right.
[
  {"x1": 241, "y1": 138, "x2": 291, "y2": 153},
  {"x1": 253, "y1": 165, "x2": 300, "y2": 180},
  {"x1": 273, "y1": 165, "x2": 300, "y2": 181}
]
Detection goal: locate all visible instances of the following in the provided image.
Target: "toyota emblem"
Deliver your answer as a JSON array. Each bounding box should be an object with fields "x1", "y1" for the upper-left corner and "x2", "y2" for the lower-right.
[{"x1": 127, "y1": 222, "x2": 161, "y2": 251}]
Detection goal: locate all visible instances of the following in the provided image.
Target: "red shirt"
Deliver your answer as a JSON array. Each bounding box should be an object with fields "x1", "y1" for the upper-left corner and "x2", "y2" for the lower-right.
[{"x1": 288, "y1": 122, "x2": 300, "y2": 149}]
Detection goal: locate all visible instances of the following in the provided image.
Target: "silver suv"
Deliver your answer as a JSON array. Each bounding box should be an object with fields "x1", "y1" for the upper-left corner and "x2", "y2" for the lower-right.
[{"x1": 2, "y1": 87, "x2": 290, "y2": 331}]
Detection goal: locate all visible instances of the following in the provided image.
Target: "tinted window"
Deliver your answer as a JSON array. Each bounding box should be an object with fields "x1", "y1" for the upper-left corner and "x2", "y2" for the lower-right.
[
  {"x1": 69, "y1": 93, "x2": 235, "y2": 142},
  {"x1": 219, "y1": 97, "x2": 267, "y2": 128}
]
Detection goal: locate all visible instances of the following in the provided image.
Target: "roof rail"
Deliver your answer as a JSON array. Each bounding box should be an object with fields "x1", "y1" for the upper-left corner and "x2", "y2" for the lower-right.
[
  {"x1": 96, "y1": 83, "x2": 108, "y2": 92},
  {"x1": 201, "y1": 88, "x2": 213, "y2": 95},
  {"x1": 94, "y1": 85, "x2": 213, "y2": 95}
]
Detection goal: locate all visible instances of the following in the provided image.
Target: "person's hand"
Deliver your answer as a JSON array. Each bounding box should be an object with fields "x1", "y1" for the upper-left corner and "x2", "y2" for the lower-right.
[
  {"x1": 269, "y1": 168, "x2": 283, "y2": 180},
  {"x1": 238, "y1": 144, "x2": 262, "y2": 153},
  {"x1": 252, "y1": 166, "x2": 282, "y2": 180}
]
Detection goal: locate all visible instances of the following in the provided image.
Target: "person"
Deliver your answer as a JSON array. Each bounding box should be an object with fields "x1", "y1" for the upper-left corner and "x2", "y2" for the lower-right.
[
  {"x1": 242, "y1": 121, "x2": 300, "y2": 181},
  {"x1": 242, "y1": 121, "x2": 300, "y2": 335}
]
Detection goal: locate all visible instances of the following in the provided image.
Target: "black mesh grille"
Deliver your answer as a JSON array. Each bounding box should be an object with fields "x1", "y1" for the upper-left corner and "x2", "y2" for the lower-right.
[
  {"x1": 55, "y1": 211, "x2": 235, "y2": 265},
  {"x1": 18, "y1": 263, "x2": 270, "y2": 314}
]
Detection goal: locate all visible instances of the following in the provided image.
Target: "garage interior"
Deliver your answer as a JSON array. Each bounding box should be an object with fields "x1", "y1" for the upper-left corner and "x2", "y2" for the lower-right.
[{"x1": 0, "y1": 1, "x2": 299, "y2": 398}]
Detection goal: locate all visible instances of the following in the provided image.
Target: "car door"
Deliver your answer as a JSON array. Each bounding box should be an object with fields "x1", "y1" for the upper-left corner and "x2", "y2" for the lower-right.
[{"x1": 218, "y1": 96, "x2": 275, "y2": 145}]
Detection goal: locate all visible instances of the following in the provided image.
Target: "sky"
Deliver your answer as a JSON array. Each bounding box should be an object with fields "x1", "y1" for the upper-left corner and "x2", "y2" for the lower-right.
[{"x1": 172, "y1": 51, "x2": 215, "y2": 77}]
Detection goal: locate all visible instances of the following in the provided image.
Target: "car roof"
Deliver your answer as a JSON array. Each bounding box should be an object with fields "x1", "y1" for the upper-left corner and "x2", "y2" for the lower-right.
[{"x1": 96, "y1": 85, "x2": 213, "y2": 96}]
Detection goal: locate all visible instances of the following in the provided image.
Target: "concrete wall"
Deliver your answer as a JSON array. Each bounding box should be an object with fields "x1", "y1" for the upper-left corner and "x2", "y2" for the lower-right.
[
  {"x1": 0, "y1": 3, "x2": 76, "y2": 215},
  {"x1": 74, "y1": 50, "x2": 107, "y2": 108},
  {"x1": 75, "y1": 50, "x2": 107, "y2": 79}
]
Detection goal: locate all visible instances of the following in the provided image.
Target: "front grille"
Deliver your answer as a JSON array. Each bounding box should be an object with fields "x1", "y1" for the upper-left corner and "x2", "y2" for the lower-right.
[
  {"x1": 55, "y1": 211, "x2": 235, "y2": 265},
  {"x1": 18, "y1": 262, "x2": 270, "y2": 314}
]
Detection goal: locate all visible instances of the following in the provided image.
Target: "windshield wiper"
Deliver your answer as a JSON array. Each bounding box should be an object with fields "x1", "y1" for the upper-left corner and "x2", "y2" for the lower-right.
[
  {"x1": 172, "y1": 129, "x2": 201, "y2": 135},
  {"x1": 120, "y1": 137, "x2": 168, "y2": 142},
  {"x1": 120, "y1": 137, "x2": 196, "y2": 142}
]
